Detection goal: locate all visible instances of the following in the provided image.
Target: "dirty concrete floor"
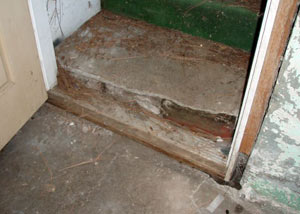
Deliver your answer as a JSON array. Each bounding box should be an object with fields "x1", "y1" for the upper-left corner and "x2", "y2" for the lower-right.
[
  {"x1": 0, "y1": 104, "x2": 265, "y2": 214},
  {"x1": 56, "y1": 10, "x2": 250, "y2": 116}
]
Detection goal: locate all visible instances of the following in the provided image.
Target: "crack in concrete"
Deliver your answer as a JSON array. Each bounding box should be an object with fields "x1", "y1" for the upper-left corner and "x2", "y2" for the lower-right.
[{"x1": 190, "y1": 176, "x2": 209, "y2": 213}]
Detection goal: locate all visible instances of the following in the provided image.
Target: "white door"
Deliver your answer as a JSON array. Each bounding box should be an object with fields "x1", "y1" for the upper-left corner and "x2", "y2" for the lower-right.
[{"x1": 0, "y1": 0, "x2": 47, "y2": 148}]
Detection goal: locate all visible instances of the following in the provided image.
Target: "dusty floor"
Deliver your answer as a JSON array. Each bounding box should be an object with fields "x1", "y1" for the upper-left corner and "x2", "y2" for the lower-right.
[
  {"x1": 56, "y1": 10, "x2": 250, "y2": 116},
  {"x1": 0, "y1": 104, "x2": 274, "y2": 214}
]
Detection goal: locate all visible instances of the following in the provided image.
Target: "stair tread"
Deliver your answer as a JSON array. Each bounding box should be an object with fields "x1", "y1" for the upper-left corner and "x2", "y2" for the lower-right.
[{"x1": 56, "y1": 10, "x2": 250, "y2": 117}]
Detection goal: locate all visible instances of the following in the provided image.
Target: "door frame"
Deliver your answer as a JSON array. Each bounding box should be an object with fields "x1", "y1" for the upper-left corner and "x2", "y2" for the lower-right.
[
  {"x1": 225, "y1": 0, "x2": 299, "y2": 181},
  {"x1": 28, "y1": 0, "x2": 299, "y2": 181},
  {"x1": 28, "y1": 0, "x2": 57, "y2": 90}
]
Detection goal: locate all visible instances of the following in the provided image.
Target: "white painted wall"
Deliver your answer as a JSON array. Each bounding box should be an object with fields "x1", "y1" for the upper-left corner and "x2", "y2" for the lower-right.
[
  {"x1": 46, "y1": 0, "x2": 101, "y2": 42},
  {"x1": 28, "y1": 0, "x2": 101, "y2": 90},
  {"x1": 29, "y1": 0, "x2": 58, "y2": 90}
]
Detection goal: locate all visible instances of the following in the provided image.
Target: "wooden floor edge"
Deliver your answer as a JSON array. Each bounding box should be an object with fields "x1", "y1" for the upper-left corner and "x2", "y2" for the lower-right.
[{"x1": 48, "y1": 88, "x2": 226, "y2": 179}]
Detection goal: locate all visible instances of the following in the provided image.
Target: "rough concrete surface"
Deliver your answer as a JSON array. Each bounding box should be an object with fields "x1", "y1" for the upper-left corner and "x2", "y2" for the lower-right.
[
  {"x1": 56, "y1": 10, "x2": 250, "y2": 116},
  {"x1": 0, "y1": 104, "x2": 265, "y2": 214}
]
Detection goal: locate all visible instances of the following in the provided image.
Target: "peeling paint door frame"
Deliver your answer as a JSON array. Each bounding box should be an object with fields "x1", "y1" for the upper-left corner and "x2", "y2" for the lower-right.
[{"x1": 225, "y1": 0, "x2": 299, "y2": 181}]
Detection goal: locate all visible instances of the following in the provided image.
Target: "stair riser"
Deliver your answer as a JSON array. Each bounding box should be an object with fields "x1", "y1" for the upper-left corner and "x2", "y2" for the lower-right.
[
  {"x1": 48, "y1": 86, "x2": 228, "y2": 179},
  {"x1": 58, "y1": 64, "x2": 236, "y2": 142}
]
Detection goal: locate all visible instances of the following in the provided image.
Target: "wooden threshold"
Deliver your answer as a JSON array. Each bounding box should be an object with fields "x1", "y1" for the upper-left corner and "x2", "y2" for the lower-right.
[{"x1": 48, "y1": 87, "x2": 227, "y2": 179}]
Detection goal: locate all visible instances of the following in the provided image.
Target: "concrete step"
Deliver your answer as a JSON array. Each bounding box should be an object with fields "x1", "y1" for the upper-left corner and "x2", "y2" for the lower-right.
[
  {"x1": 51, "y1": 10, "x2": 251, "y2": 178},
  {"x1": 102, "y1": 0, "x2": 264, "y2": 51},
  {"x1": 55, "y1": 10, "x2": 250, "y2": 141}
]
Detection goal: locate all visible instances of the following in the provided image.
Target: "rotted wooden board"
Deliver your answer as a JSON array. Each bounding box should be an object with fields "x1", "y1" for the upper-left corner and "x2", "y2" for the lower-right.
[{"x1": 48, "y1": 87, "x2": 227, "y2": 179}]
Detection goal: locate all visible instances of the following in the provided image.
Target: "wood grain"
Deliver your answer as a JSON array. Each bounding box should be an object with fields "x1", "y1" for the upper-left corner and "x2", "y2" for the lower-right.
[
  {"x1": 48, "y1": 87, "x2": 227, "y2": 179},
  {"x1": 239, "y1": 0, "x2": 299, "y2": 155}
]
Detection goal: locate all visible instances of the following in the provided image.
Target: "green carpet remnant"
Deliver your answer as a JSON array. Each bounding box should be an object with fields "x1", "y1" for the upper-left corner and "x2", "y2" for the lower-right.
[{"x1": 102, "y1": 0, "x2": 260, "y2": 51}]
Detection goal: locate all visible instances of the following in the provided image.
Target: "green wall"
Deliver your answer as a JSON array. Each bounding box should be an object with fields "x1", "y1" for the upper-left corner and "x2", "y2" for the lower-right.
[{"x1": 102, "y1": 0, "x2": 260, "y2": 51}]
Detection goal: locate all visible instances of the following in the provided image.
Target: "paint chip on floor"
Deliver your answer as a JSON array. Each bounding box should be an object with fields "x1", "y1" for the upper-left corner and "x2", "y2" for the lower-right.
[{"x1": 206, "y1": 194, "x2": 224, "y2": 213}]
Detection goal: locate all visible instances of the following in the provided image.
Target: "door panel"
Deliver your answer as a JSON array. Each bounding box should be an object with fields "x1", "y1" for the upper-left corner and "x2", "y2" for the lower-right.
[{"x1": 0, "y1": 1, "x2": 47, "y2": 148}]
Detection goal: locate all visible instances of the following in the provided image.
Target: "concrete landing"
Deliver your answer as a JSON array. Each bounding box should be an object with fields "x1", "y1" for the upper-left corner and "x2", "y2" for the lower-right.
[
  {"x1": 0, "y1": 104, "x2": 266, "y2": 214},
  {"x1": 56, "y1": 10, "x2": 250, "y2": 117}
]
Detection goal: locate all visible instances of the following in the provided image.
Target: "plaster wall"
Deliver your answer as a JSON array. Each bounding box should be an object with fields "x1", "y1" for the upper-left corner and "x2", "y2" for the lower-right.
[
  {"x1": 46, "y1": 0, "x2": 101, "y2": 42},
  {"x1": 29, "y1": 0, "x2": 100, "y2": 90},
  {"x1": 241, "y1": 10, "x2": 300, "y2": 213}
]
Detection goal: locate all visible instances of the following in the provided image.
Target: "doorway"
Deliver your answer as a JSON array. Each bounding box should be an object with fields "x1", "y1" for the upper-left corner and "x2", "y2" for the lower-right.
[{"x1": 44, "y1": 0, "x2": 296, "y2": 182}]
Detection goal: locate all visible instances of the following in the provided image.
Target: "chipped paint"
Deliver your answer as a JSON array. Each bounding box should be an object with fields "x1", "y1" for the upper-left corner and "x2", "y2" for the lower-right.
[
  {"x1": 244, "y1": 176, "x2": 300, "y2": 211},
  {"x1": 241, "y1": 11, "x2": 300, "y2": 212}
]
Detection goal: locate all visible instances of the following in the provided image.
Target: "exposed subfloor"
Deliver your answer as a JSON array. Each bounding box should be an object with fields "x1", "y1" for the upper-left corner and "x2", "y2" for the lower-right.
[
  {"x1": 56, "y1": 10, "x2": 250, "y2": 117},
  {"x1": 0, "y1": 104, "x2": 269, "y2": 214}
]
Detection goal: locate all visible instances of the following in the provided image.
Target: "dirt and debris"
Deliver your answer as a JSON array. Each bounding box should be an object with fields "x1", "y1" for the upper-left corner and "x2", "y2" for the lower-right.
[
  {"x1": 55, "y1": 10, "x2": 251, "y2": 144},
  {"x1": 161, "y1": 99, "x2": 236, "y2": 141},
  {"x1": 57, "y1": 64, "x2": 235, "y2": 144},
  {"x1": 56, "y1": 10, "x2": 250, "y2": 116},
  {"x1": 0, "y1": 104, "x2": 267, "y2": 214},
  {"x1": 62, "y1": 10, "x2": 250, "y2": 70}
]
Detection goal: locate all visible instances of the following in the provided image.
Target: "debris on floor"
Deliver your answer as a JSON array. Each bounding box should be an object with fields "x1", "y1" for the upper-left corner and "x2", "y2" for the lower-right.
[{"x1": 0, "y1": 104, "x2": 267, "y2": 213}]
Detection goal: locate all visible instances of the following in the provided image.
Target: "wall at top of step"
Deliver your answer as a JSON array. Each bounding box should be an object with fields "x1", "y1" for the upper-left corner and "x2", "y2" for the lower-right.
[
  {"x1": 241, "y1": 10, "x2": 300, "y2": 213},
  {"x1": 102, "y1": 0, "x2": 263, "y2": 51},
  {"x1": 28, "y1": 0, "x2": 101, "y2": 90},
  {"x1": 45, "y1": 0, "x2": 101, "y2": 43}
]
